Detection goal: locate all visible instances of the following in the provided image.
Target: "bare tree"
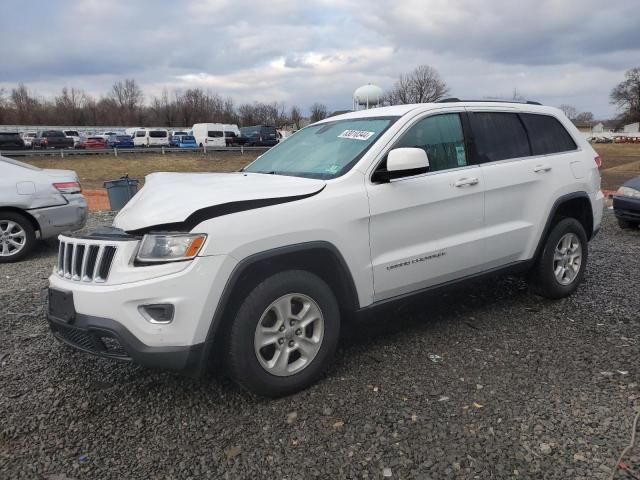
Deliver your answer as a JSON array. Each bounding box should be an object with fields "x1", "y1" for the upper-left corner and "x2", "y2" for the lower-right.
[
  {"x1": 150, "y1": 89, "x2": 178, "y2": 126},
  {"x1": 610, "y1": 67, "x2": 640, "y2": 123},
  {"x1": 11, "y1": 84, "x2": 41, "y2": 124},
  {"x1": 574, "y1": 111, "x2": 594, "y2": 125},
  {"x1": 386, "y1": 65, "x2": 449, "y2": 105},
  {"x1": 309, "y1": 103, "x2": 328, "y2": 123},
  {"x1": 559, "y1": 104, "x2": 578, "y2": 120},
  {"x1": 290, "y1": 105, "x2": 302, "y2": 130},
  {"x1": 110, "y1": 79, "x2": 143, "y2": 124},
  {"x1": 55, "y1": 87, "x2": 88, "y2": 124}
]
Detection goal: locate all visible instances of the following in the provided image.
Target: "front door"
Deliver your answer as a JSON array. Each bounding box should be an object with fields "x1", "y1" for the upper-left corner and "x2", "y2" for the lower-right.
[{"x1": 366, "y1": 112, "x2": 486, "y2": 302}]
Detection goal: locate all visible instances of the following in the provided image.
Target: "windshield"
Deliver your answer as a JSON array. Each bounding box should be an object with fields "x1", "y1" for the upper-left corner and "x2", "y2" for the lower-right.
[
  {"x1": 182, "y1": 135, "x2": 195, "y2": 141},
  {"x1": 244, "y1": 118, "x2": 396, "y2": 179},
  {"x1": 64, "y1": 131, "x2": 79, "y2": 136},
  {"x1": 149, "y1": 130, "x2": 167, "y2": 138}
]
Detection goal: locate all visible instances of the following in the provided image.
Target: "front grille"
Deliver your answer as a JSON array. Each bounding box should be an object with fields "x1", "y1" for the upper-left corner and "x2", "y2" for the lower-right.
[
  {"x1": 52, "y1": 322, "x2": 129, "y2": 358},
  {"x1": 57, "y1": 239, "x2": 117, "y2": 283}
]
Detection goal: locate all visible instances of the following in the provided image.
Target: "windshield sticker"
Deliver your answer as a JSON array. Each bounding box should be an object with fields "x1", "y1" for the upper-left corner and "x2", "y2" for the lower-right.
[
  {"x1": 326, "y1": 164, "x2": 341, "y2": 174},
  {"x1": 338, "y1": 130, "x2": 375, "y2": 141}
]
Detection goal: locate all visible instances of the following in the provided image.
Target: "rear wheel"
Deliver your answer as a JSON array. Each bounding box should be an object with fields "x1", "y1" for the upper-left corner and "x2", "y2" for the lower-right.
[
  {"x1": 617, "y1": 218, "x2": 639, "y2": 230},
  {"x1": 529, "y1": 218, "x2": 588, "y2": 299},
  {"x1": 225, "y1": 270, "x2": 340, "y2": 397},
  {"x1": 0, "y1": 212, "x2": 36, "y2": 263}
]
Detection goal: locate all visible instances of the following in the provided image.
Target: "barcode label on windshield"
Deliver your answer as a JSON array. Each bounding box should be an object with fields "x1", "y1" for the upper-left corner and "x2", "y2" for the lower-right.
[{"x1": 338, "y1": 130, "x2": 375, "y2": 141}]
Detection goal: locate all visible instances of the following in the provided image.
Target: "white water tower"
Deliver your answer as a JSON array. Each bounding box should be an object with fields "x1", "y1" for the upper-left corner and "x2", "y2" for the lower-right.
[{"x1": 353, "y1": 83, "x2": 384, "y2": 111}]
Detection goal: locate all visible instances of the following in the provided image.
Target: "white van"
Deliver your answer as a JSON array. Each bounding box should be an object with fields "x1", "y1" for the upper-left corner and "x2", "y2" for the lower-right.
[
  {"x1": 132, "y1": 128, "x2": 170, "y2": 147},
  {"x1": 192, "y1": 123, "x2": 226, "y2": 147}
]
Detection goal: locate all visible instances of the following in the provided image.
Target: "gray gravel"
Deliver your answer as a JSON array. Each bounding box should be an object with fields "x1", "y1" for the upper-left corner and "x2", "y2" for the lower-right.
[{"x1": 1, "y1": 211, "x2": 639, "y2": 479}]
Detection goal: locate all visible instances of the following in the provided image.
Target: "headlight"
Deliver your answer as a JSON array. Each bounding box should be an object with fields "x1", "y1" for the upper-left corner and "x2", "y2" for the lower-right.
[
  {"x1": 617, "y1": 186, "x2": 640, "y2": 199},
  {"x1": 136, "y1": 233, "x2": 207, "y2": 263}
]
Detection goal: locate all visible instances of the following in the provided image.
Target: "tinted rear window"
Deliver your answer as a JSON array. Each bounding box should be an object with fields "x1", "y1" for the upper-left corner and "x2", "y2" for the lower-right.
[
  {"x1": 136, "y1": 131, "x2": 146, "y2": 137},
  {"x1": 64, "y1": 131, "x2": 79, "y2": 136},
  {"x1": 116, "y1": 135, "x2": 131, "y2": 141},
  {"x1": 149, "y1": 131, "x2": 167, "y2": 138},
  {"x1": 521, "y1": 113, "x2": 577, "y2": 155},
  {"x1": 470, "y1": 112, "x2": 530, "y2": 162},
  {"x1": 208, "y1": 131, "x2": 223, "y2": 137},
  {"x1": 45, "y1": 131, "x2": 65, "y2": 137},
  {"x1": 182, "y1": 135, "x2": 195, "y2": 141},
  {"x1": 0, "y1": 133, "x2": 21, "y2": 139}
]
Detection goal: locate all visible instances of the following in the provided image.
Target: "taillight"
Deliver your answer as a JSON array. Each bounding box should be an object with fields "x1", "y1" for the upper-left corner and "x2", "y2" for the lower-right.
[
  {"x1": 43, "y1": 139, "x2": 48, "y2": 145},
  {"x1": 594, "y1": 155, "x2": 602, "y2": 168},
  {"x1": 53, "y1": 182, "x2": 82, "y2": 194}
]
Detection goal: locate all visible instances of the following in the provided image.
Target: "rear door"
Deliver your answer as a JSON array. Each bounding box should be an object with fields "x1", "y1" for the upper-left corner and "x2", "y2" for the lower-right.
[
  {"x1": 468, "y1": 109, "x2": 579, "y2": 265},
  {"x1": 366, "y1": 111, "x2": 487, "y2": 301}
]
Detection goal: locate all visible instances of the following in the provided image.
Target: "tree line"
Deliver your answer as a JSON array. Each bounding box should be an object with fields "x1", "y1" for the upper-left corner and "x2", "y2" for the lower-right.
[{"x1": 0, "y1": 65, "x2": 638, "y2": 128}]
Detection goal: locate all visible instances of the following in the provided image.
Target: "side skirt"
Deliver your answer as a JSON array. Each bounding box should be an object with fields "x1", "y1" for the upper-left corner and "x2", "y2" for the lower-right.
[{"x1": 355, "y1": 260, "x2": 533, "y2": 320}]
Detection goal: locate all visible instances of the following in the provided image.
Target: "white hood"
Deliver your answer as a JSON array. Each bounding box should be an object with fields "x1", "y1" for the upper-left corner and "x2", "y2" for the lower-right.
[{"x1": 113, "y1": 172, "x2": 325, "y2": 231}]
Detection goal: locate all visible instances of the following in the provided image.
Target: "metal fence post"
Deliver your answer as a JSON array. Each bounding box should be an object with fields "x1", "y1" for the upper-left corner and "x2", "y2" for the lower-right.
[
  {"x1": 61, "y1": 149, "x2": 64, "y2": 158},
  {"x1": 114, "y1": 147, "x2": 118, "y2": 157},
  {"x1": 161, "y1": 146, "x2": 165, "y2": 155},
  {"x1": 241, "y1": 145, "x2": 244, "y2": 155}
]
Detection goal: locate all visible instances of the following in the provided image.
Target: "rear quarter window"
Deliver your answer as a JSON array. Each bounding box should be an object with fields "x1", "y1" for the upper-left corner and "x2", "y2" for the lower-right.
[{"x1": 520, "y1": 113, "x2": 577, "y2": 155}]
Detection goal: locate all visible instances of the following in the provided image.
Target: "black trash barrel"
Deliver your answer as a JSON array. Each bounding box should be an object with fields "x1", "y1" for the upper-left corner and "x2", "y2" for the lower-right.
[{"x1": 103, "y1": 176, "x2": 139, "y2": 211}]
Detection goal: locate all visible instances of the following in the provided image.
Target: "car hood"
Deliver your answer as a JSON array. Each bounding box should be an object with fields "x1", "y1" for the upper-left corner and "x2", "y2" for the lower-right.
[{"x1": 113, "y1": 172, "x2": 325, "y2": 232}]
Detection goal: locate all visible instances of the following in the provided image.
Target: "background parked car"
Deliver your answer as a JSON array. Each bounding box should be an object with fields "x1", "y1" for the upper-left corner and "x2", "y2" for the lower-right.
[
  {"x1": 613, "y1": 175, "x2": 640, "y2": 230},
  {"x1": 0, "y1": 155, "x2": 87, "y2": 262},
  {"x1": 132, "y1": 128, "x2": 170, "y2": 147},
  {"x1": 63, "y1": 130, "x2": 82, "y2": 148},
  {"x1": 0, "y1": 132, "x2": 26, "y2": 150},
  {"x1": 170, "y1": 130, "x2": 189, "y2": 137},
  {"x1": 31, "y1": 130, "x2": 74, "y2": 149},
  {"x1": 191, "y1": 123, "x2": 226, "y2": 147},
  {"x1": 78, "y1": 136, "x2": 107, "y2": 149},
  {"x1": 21, "y1": 132, "x2": 37, "y2": 148},
  {"x1": 240, "y1": 125, "x2": 279, "y2": 146},
  {"x1": 169, "y1": 134, "x2": 197, "y2": 148},
  {"x1": 107, "y1": 134, "x2": 135, "y2": 149}
]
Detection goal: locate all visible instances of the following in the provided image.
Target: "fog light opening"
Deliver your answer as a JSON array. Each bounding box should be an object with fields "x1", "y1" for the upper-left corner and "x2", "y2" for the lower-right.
[{"x1": 140, "y1": 304, "x2": 175, "y2": 324}]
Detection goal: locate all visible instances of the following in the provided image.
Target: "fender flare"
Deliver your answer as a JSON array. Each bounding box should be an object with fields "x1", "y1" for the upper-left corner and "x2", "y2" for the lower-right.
[
  {"x1": 533, "y1": 191, "x2": 593, "y2": 260},
  {"x1": 198, "y1": 241, "x2": 360, "y2": 371}
]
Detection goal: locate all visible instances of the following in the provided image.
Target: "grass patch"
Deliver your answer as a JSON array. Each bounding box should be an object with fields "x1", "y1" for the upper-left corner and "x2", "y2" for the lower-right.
[{"x1": 20, "y1": 151, "x2": 260, "y2": 189}]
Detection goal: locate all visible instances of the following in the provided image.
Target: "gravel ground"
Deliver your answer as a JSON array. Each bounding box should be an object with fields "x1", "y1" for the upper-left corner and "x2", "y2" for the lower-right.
[{"x1": 1, "y1": 211, "x2": 639, "y2": 479}]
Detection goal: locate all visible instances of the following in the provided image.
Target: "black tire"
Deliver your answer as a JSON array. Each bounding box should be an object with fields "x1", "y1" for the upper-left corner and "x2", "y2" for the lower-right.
[
  {"x1": 0, "y1": 211, "x2": 36, "y2": 263},
  {"x1": 529, "y1": 218, "x2": 588, "y2": 299},
  {"x1": 226, "y1": 270, "x2": 340, "y2": 397},
  {"x1": 617, "y1": 218, "x2": 639, "y2": 230}
]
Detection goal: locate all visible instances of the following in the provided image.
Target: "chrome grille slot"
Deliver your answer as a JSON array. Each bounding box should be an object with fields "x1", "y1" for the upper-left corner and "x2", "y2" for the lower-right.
[{"x1": 56, "y1": 238, "x2": 118, "y2": 283}]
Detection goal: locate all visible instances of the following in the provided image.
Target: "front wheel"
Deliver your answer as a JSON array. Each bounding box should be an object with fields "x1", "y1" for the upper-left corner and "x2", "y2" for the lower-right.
[
  {"x1": 225, "y1": 270, "x2": 340, "y2": 397},
  {"x1": 529, "y1": 218, "x2": 588, "y2": 299}
]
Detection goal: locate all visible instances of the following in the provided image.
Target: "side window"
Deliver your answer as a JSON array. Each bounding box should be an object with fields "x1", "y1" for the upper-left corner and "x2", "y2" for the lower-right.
[
  {"x1": 395, "y1": 113, "x2": 467, "y2": 172},
  {"x1": 470, "y1": 112, "x2": 530, "y2": 162},
  {"x1": 520, "y1": 113, "x2": 577, "y2": 155},
  {"x1": 136, "y1": 131, "x2": 146, "y2": 137}
]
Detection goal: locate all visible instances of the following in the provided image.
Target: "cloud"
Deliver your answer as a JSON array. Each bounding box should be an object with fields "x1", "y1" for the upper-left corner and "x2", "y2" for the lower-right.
[{"x1": 0, "y1": 0, "x2": 638, "y2": 117}]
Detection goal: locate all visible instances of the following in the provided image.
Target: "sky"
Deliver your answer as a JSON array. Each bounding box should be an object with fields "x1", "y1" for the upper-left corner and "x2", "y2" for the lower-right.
[{"x1": 1, "y1": 0, "x2": 639, "y2": 118}]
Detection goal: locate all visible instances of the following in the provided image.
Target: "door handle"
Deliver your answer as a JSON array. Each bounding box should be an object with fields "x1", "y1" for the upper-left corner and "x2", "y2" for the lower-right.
[
  {"x1": 454, "y1": 177, "x2": 479, "y2": 187},
  {"x1": 533, "y1": 164, "x2": 552, "y2": 173}
]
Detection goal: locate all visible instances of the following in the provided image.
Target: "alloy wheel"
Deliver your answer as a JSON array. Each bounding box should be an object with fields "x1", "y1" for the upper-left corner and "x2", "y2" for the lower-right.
[{"x1": 254, "y1": 293, "x2": 324, "y2": 377}]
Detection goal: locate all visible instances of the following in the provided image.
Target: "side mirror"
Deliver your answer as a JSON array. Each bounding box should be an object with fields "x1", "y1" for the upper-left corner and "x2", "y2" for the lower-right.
[{"x1": 373, "y1": 148, "x2": 430, "y2": 182}]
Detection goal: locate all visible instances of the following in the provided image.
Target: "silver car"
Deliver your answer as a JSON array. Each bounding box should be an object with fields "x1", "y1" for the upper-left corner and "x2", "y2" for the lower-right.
[{"x1": 0, "y1": 156, "x2": 87, "y2": 262}]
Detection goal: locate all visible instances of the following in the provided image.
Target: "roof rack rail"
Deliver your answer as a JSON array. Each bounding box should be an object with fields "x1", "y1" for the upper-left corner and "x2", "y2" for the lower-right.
[{"x1": 435, "y1": 98, "x2": 543, "y2": 105}]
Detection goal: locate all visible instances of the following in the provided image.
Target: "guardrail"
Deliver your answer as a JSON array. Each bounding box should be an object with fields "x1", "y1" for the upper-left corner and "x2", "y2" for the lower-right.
[{"x1": 0, "y1": 146, "x2": 271, "y2": 158}]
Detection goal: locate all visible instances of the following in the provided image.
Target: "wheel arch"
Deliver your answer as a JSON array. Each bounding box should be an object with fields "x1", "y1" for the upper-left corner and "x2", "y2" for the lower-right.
[
  {"x1": 199, "y1": 241, "x2": 359, "y2": 370},
  {"x1": 0, "y1": 207, "x2": 41, "y2": 234},
  {"x1": 534, "y1": 191, "x2": 594, "y2": 260}
]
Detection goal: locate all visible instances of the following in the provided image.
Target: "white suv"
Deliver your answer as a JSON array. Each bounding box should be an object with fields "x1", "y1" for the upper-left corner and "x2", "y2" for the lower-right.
[{"x1": 47, "y1": 101, "x2": 604, "y2": 396}]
